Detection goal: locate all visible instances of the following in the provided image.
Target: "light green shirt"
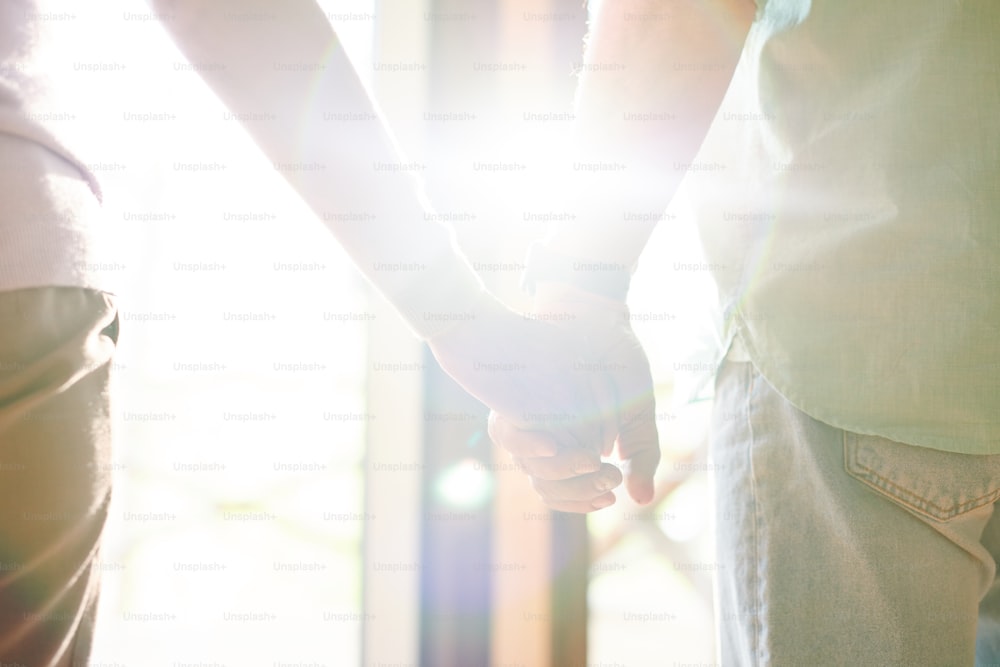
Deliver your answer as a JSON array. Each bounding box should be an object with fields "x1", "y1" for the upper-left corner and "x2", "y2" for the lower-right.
[{"x1": 695, "y1": 0, "x2": 1000, "y2": 453}]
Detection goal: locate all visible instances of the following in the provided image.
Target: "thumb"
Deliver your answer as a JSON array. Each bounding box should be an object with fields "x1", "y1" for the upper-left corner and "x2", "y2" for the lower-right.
[
  {"x1": 602, "y1": 330, "x2": 660, "y2": 504},
  {"x1": 616, "y1": 399, "x2": 660, "y2": 504}
]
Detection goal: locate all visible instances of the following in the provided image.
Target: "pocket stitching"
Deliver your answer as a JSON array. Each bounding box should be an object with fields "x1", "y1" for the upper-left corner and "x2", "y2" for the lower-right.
[{"x1": 844, "y1": 433, "x2": 1000, "y2": 521}]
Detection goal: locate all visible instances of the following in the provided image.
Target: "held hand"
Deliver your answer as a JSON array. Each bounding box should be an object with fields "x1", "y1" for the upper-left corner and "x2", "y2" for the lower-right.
[
  {"x1": 488, "y1": 412, "x2": 624, "y2": 513},
  {"x1": 488, "y1": 284, "x2": 661, "y2": 512},
  {"x1": 426, "y1": 293, "x2": 618, "y2": 460}
]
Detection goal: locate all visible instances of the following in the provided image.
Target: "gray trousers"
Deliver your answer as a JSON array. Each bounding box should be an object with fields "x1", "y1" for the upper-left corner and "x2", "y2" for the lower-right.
[
  {"x1": 0, "y1": 287, "x2": 117, "y2": 666},
  {"x1": 712, "y1": 354, "x2": 1000, "y2": 666}
]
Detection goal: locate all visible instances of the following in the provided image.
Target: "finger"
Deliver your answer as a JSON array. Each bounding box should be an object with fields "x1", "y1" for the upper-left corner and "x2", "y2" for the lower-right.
[
  {"x1": 488, "y1": 411, "x2": 558, "y2": 458},
  {"x1": 583, "y1": 364, "x2": 622, "y2": 458},
  {"x1": 568, "y1": 340, "x2": 620, "y2": 457},
  {"x1": 621, "y1": 445, "x2": 660, "y2": 504},
  {"x1": 512, "y1": 450, "x2": 601, "y2": 481},
  {"x1": 539, "y1": 491, "x2": 618, "y2": 514},
  {"x1": 603, "y1": 335, "x2": 661, "y2": 504},
  {"x1": 617, "y1": 400, "x2": 661, "y2": 504},
  {"x1": 530, "y1": 462, "x2": 623, "y2": 503}
]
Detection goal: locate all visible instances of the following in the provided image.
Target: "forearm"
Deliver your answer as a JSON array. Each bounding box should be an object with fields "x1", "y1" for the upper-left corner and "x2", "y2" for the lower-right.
[
  {"x1": 150, "y1": 0, "x2": 482, "y2": 332},
  {"x1": 545, "y1": 0, "x2": 754, "y2": 266}
]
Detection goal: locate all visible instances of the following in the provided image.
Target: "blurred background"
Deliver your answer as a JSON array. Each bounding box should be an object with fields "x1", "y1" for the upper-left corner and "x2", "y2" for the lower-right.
[{"x1": 57, "y1": 0, "x2": 727, "y2": 665}]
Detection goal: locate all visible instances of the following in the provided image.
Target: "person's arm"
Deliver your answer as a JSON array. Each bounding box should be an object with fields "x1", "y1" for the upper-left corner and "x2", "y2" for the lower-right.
[
  {"x1": 145, "y1": 0, "x2": 629, "y2": 489},
  {"x1": 148, "y1": 0, "x2": 478, "y2": 339},
  {"x1": 533, "y1": 0, "x2": 755, "y2": 274},
  {"x1": 492, "y1": 0, "x2": 755, "y2": 512}
]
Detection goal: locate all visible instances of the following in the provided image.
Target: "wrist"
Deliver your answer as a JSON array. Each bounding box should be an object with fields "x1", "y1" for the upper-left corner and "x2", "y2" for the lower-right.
[{"x1": 390, "y1": 251, "x2": 488, "y2": 341}]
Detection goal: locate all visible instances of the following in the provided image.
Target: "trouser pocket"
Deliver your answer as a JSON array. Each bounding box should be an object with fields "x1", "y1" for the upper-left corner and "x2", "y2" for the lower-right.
[{"x1": 844, "y1": 431, "x2": 1000, "y2": 522}]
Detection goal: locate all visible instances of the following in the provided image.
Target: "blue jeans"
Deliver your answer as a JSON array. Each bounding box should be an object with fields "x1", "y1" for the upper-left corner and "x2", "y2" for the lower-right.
[{"x1": 712, "y1": 354, "x2": 1000, "y2": 666}]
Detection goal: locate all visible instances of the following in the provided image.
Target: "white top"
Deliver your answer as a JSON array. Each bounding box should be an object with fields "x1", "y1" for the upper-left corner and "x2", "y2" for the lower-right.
[{"x1": 0, "y1": 0, "x2": 107, "y2": 292}]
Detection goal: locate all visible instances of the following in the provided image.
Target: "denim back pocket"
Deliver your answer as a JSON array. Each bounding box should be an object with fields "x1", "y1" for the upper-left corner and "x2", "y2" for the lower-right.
[{"x1": 844, "y1": 431, "x2": 1000, "y2": 522}]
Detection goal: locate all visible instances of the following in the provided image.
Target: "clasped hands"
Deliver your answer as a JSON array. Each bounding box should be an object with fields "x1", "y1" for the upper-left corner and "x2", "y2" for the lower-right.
[{"x1": 428, "y1": 284, "x2": 660, "y2": 513}]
